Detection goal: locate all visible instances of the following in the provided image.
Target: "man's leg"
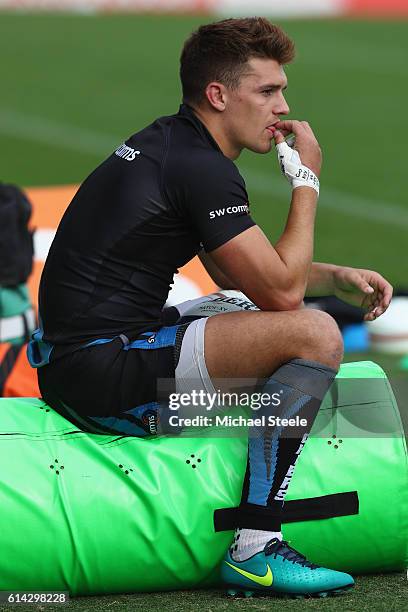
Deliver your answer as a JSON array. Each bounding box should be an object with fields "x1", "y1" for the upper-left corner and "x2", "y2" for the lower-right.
[
  {"x1": 191, "y1": 306, "x2": 354, "y2": 596},
  {"x1": 230, "y1": 358, "x2": 337, "y2": 559},
  {"x1": 204, "y1": 307, "x2": 343, "y2": 378},
  {"x1": 205, "y1": 308, "x2": 342, "y2": 527},
  {"x1": 169, "y1": 292, "x2": 354, "y2": 594},
  {"x1": 174, "y1": 301, "x2": 343, "y2": 528}
]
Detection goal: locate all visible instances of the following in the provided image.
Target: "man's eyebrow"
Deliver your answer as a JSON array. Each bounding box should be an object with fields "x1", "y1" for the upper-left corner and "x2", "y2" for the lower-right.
[{"x1": 258, "y1": 83, "x2": 288, "y2": 91}]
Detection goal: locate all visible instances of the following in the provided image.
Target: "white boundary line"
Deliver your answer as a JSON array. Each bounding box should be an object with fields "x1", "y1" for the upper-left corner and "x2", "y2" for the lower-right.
[
  {"x1": 1, "y1": 107, "x2": 407, "y2": 229},
  {"x1": 242, "y1": 169, "x2": 408, "y2": 229}
]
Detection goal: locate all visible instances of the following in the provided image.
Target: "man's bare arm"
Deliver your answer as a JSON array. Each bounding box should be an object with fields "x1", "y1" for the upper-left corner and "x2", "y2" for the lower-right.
[
  {"x1": 306, "y1": 262, "x2": 336, "y2": 296},
  {"x1": 306, "y1": 262, "x2": 393, "y2": 320},
  {"x1": 207, "y1": 121, "x2": 321, "y2": 311},
  {"x1": 197, "y1": 120, "x2": 323, "y2": 311},
  {"x1": 198, "y1": 251, "x2": 236, "y2": 289},
  {"x1": 208, "y1": 186, "x2": 317, "y2": 311}
]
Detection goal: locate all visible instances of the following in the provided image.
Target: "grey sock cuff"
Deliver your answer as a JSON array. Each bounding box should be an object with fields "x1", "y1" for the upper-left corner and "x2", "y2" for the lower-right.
[
  {"x1": 271, "y1": 358, "x2": 337, "y2": 401},
  {"x1": 290, "y1": 358, "x2": 338, "y2": 376}
]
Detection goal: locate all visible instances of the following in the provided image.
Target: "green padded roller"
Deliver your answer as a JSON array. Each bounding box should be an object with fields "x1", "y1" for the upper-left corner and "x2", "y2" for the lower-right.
[
  {"x1": 283, "y1": 361, "x2": 407, "y2": 573},
  {"x1": 0, "y1": 362, "x2": 406, "y2": 595}
]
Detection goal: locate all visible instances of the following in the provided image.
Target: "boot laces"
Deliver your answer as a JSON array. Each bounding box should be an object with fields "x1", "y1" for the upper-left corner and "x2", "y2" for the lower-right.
[{"x1": 264, "y1": 539, "x2": 319, "y2": 569}]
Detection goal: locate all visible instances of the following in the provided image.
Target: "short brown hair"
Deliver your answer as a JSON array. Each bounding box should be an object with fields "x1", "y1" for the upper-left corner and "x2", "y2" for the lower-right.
[{"x1": 180, "y1": 17, "x2": 295, "y2": 105}]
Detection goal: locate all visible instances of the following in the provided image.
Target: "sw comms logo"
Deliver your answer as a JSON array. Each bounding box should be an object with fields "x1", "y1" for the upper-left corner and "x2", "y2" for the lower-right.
[
  {"x1": 209, "y1": 204, "x2": 249, "y2": 219},
  {"x1": 142, "y1": 409, "x2": 158, "y2": 435},
  {"x1": 115, "y1": 143, "x2": 141, "y2": 161}
]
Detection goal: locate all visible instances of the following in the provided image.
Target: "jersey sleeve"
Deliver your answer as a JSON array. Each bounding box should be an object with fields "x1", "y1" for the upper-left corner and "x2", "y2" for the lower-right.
[{"x1": 166, "y1": 153, "x2": 256, "y2": 252}]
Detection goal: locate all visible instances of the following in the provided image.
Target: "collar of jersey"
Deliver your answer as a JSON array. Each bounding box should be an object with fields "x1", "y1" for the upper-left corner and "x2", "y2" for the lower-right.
[{"x1": 178, "y1": 103, "x2": 223, "y2": 155}]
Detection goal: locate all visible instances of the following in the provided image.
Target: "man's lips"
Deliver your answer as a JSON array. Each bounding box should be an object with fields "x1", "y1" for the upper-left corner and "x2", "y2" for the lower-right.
[{"x1": 266, "y1": 121, "x2": 280, "y2": 132}]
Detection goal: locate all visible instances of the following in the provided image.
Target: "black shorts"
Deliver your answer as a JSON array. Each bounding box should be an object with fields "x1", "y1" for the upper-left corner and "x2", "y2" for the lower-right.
[{"x1": 38, "y1": 325, "x2": 188, "y2": 437}]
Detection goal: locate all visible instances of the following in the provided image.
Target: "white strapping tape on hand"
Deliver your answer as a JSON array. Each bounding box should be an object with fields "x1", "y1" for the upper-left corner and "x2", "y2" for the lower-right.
[{"x1": 276, "y1": 141, "x2": 320, "y2": 195}]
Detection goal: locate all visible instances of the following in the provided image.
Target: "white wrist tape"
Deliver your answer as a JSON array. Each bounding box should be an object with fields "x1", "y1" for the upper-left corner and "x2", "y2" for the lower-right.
[{"x1": 276, "y1": 141, "x2": 320, "y2": 195}]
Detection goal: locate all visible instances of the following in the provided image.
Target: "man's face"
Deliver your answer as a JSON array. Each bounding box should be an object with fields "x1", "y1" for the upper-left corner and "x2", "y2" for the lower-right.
[{"x1": 222, "y1": 58, "x2": 290, "y2": 158}]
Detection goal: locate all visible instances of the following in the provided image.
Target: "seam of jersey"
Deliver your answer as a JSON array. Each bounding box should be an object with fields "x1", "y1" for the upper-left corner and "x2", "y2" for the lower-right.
[{"x1": 159, "y1": 120, "x2": 174, "y2": 212}]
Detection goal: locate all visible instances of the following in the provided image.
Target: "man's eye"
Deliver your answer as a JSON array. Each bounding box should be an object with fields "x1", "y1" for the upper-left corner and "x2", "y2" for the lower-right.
[{"x1": 262, "y1": 90, "x2": 274, "y2": 96}]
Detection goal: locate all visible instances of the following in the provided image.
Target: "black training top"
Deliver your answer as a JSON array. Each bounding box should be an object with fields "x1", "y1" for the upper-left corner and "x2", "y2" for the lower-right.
[{"x1": 39, "y1": 104, "x2": 256, "y2": 347}]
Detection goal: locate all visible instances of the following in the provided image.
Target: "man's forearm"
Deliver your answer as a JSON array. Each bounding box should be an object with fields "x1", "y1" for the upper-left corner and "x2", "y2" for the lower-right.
[
  {"x1": 306, "y1": 262, "x2": 337, "y2": 297},
  {"x1": 273, "y1": 187, "x2": 318, "y2": 301}
]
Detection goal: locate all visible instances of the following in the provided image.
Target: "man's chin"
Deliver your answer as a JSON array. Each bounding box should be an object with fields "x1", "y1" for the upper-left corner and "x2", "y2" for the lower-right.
[{"x1": 247, "y1": 141, "x2": 273, "y2": 155}]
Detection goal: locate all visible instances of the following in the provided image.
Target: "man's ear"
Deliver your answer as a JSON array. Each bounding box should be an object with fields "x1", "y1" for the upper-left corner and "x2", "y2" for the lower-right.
[{"x1": 204, "y1": 82, "x2": 228, "y2": 111}]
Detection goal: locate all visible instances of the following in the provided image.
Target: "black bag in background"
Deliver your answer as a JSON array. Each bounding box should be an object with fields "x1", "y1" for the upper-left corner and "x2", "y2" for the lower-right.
[{"x1": 0, "y1": 183, "x2": 34, "y2": 287}]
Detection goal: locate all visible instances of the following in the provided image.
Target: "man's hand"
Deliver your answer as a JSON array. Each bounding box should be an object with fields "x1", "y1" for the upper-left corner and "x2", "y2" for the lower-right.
[
  {"x1": 332, "y1": 266, "x2": 393, "y2": 321},
  {"x1": 272, "y1": 120, "x2": 322, "y2": 177}
]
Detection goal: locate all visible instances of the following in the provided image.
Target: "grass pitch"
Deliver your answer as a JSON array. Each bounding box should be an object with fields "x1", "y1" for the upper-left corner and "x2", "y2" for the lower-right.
[
  {"x1": 1, "y1": 573, "x2": 406, "y2": 612},
  {"x1": 0, "y1": 13, "x2": 407, "y2": 286},
  {"x1": 0, "y1": 11, "x2": 406, "y2": 611},
  {"x1": 76, "y1": 572, "x2": 406, "y2": 611}
]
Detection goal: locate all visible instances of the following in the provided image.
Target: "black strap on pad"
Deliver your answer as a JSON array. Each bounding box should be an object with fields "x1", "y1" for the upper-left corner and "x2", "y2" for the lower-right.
[{"x1": 214, "y1": 491, "x2": 359, "y2": 532}]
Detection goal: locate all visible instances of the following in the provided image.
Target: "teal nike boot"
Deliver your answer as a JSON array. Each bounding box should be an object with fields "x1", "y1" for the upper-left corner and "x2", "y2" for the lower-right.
[{"x1": 222, "y1": 538, "x2": 354, "y2": 598}]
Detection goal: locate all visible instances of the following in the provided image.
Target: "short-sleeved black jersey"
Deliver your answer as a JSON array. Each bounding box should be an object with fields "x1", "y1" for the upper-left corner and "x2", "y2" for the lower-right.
[{"x1": 39, "y1": 104, "x2": 255, "y2": 346}]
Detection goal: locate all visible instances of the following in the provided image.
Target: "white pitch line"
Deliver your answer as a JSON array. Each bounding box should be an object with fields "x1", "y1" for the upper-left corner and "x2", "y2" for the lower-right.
[
  {"x1": 1, "y1": 107, "x2": 407, "y2": 229},
  {"x1": 0, "y1": 107, "x2": 117, "y2": 157},
  {"x1": 241, "y1": 168, "x2": 408, "y2": 229}
]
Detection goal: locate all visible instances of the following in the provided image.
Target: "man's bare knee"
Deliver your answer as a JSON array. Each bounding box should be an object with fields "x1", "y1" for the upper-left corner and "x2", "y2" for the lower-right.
[
  {"x1": 299, "y1": 309, "x2": 343, "y2": 370},
  {"x1": 204, "y1": 309, "x2": 343, "y2": 381}
]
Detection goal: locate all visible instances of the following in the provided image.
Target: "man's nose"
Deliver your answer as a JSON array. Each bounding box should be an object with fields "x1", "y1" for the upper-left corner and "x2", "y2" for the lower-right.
[{"x1": 276, "y1": 94, "x2": 290, "y2": 116}]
